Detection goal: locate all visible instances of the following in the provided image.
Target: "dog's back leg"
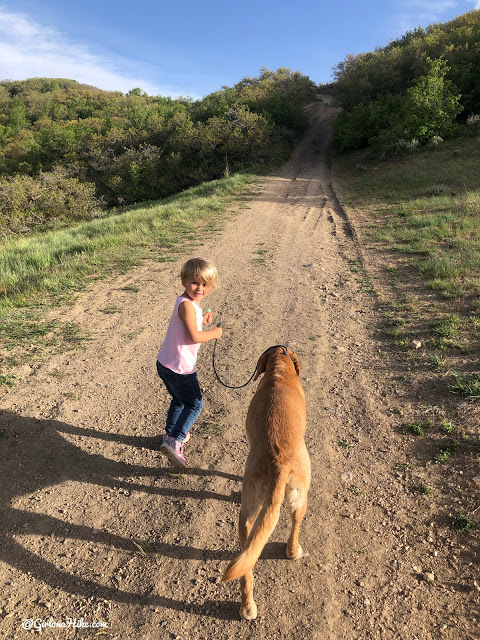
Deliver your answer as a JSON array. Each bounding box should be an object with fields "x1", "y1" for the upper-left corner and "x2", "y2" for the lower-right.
[
  {"x1": 237, "y1": 474, "x2": 264, "y2": 620},
  {"x1": 285, "y1": 486, "x2": 308, "y2": 559},
  {"x1": 285, "y1": 455, "x2": 310, "y2": 559}
]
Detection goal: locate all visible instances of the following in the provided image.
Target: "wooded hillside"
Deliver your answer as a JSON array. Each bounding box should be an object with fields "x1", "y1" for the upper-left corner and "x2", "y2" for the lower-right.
[
  {"x1": 332, "y1": 10, "x2": 480, "y2": 153},
  {"x1": 0, "y1": 68, "x2": 316, "y2": 233}
]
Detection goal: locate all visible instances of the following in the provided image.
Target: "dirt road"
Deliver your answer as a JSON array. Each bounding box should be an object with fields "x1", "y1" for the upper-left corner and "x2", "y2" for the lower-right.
[{"x1": 1, "y1": 102, "x2": 478, "y2": 639}]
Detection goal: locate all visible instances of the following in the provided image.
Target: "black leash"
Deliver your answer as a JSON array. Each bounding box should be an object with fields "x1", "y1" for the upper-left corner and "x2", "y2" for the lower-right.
[{"x1": 212, "y1": 315, "x2": 288, "y2": 389}]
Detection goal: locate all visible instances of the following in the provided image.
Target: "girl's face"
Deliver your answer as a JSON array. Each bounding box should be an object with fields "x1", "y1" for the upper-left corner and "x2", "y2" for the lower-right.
[{"x1": 182, "y1": 276, "x2": 212, "y2": 303}]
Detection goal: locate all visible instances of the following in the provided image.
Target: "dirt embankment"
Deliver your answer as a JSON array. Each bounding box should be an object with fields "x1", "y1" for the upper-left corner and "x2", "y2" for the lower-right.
[{"x1": 1, "y1": 101, "x2": 478, "y2": 639}]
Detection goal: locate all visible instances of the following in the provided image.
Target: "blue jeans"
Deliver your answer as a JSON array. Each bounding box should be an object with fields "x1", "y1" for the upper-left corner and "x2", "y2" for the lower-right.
[{"x1": 156, "y1": 361, "x2": 203, "y2": 442}]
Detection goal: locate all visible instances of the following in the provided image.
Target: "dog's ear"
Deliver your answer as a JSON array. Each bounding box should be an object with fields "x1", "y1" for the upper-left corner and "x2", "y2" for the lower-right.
[
  {"x1": 253, "y1": 351, "x2": 268, "y2": 381},
  {"x1": 290, "y1": 351, "x2": 301, "y2": 376}
]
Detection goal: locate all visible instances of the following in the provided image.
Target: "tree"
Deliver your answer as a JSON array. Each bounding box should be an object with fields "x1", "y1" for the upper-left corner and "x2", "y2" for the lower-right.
[
  {"x1": 8, "y1": 99, "x2": 27, "y2": 133},
  {"x1": 404, "y1": 57, "x2": 461, "y2": 141}
]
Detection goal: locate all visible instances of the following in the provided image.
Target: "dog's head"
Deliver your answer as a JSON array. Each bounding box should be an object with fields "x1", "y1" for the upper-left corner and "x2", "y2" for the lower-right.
[{"x1": 253, "y1": 346, "x2": 301, "y2": 381}]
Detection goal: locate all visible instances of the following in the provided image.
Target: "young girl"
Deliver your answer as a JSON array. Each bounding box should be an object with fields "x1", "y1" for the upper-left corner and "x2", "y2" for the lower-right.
[{"x1": 156, "y1": 257, "x2": 222, "y2": 468}]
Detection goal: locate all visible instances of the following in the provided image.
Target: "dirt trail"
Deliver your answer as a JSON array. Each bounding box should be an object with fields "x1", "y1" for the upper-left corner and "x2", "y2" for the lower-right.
[{"x1": 1, "y1": 102, "x2": 478, "y2": 639}]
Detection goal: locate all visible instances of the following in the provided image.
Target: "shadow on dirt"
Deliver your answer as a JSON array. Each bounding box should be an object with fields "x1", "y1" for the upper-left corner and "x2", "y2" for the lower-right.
[{"x1": 0, "y1": 409, "x2": 242, "y2": 615}]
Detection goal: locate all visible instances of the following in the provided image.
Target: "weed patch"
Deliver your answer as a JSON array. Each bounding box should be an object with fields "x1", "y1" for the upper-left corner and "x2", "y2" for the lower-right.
[
  {"x1": 433, "y1": 438, "x2": 460, "y2": 463},
  {"x1": 450, "y1": 514, "x2": 475, "y2": 530},
  {"x1": 348, "y1": 485, "x2": 362, "y2": 496},
  {"x1": 416, "y1": 484, "x2": 433, "y2": 495},
  {"x1": 0, "y1": 373, "x2": 18, "y2": 387},
  {"x1": 449, "y1": 372, "x2": 480, "y2": 399},
  {"x1": 403, "y1": 422, "x2": 427, "y2": 436}
]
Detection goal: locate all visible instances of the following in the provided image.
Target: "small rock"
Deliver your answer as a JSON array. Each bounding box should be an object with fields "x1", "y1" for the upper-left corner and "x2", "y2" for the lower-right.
[
  {"x1": 332, "y1": 345, "x2": 347, "y2": 353},
  {"x1": 423, "y1": 572, "x2": 435, "y2": 582},
  {"x1": 411, "y1": 340, "x2": 422, "y2": 349}
]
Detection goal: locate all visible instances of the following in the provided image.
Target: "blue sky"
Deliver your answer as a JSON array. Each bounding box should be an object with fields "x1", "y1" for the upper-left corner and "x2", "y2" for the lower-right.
[{"x1": 0, "y1": 1, "x2": 478, "y2": 99}]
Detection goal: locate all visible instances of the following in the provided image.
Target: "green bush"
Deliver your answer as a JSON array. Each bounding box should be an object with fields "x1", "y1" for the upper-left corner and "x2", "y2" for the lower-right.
[
  {"x1": 0, "y1": 167, "x2": 103, "y2": 232},
  {"x1": 334, "y1": 58, "x2": 462, "y2": 153},
  {"x1": 0, "y1": 68, "x2": 316, "y2": 218}
]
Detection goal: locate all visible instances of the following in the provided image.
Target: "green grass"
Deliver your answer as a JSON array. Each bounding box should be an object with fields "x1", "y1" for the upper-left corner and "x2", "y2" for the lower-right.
[
  {"x1": 0, "y1": 171, "x2": 259, "y2": 384},
  {"x1": 448, "y1": 371, "x2": 480, "y2": 399},
  {"x1": 333, "y1": 135, "x2": 480, "y2": 525},
  {"x1": 348, "y1": 485, "x2": 362, "y2": 496},
  {"x1": 433, "y1": 449, "x2": 452, "y2": 464},
  {"x1": 416, "y1": 484, "x2": 433, "y2": 495},
  {"x1": 429, "y1": 314, "x2": 460, "y2": 339},
  {"x1": 450, "y1": 514, "x2": 475, "y2": 531},
  {"x1": 429, "y1": 352, "x2": 447, "y2": 370},
  {"x1": 334, "y1": 135, "x2": 480, "y2": 301},
  {"x1": 0, "y1": 171, "x2": 258, "y2": 307},
  {"x1": 0, "y1": 373, "x2": 18, "y2": 387},
  {"x1": 433, "y1": 438, "x2": 461, "y2": 464},
  {"x1": 196, "y1": 417, "x2": 225, "y2": 436},
  {"x1": 99, "y1": 306, "x2": 122, "y2": 314},
  {"x1": 439, "y1": 420, "x2": 457, "y2": 434},
  {"x1": 403, "y1": 422, "x2": 426, "y2": 436},
  {"x1": 334, "y1": 133, "x2": 480, "y2": 391}
]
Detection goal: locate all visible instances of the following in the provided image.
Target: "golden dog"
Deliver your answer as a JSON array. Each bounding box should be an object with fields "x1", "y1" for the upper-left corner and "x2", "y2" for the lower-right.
[{"x1": 222, "y1": 346, "x2": 311, "y2": 620}]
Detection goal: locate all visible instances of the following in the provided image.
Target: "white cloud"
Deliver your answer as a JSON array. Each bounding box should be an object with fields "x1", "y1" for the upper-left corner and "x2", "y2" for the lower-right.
[
  {"x1": 399, "y1": 0, "x2": 458, "y2": 22},
  {"x1": 393, "y1": 0, "x2": 477, "y2": 38},
  {"x1": 0, "y1": 8, "x2": 184, "y2": 97},
  {"x1": 399, "y1": 0, "x2": 480, "y2": 20},
  {"x1": 401, "y1": 0, "x2": 458, "y2": 8}
]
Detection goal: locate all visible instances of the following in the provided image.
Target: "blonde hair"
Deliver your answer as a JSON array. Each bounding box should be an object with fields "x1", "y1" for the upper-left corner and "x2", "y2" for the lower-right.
[{"x1": 181, "y1": 257, "x2": 218, "y2": 287}]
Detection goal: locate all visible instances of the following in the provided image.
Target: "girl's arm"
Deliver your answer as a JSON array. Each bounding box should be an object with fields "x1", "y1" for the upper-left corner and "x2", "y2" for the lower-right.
[{"x1": 178, "y1": 301, "x2": 222, "y2": 343}]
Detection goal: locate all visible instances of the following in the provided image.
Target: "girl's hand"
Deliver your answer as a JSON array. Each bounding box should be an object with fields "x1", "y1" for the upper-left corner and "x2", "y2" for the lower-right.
[{"x1": 202, "y1": 310, "x2": 213, "y2": 325}]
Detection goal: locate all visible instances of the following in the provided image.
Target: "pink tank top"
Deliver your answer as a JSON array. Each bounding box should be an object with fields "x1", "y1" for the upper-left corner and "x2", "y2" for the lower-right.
[{"x1": 157, "y1": 296, "x2": 203, "y2": 374}]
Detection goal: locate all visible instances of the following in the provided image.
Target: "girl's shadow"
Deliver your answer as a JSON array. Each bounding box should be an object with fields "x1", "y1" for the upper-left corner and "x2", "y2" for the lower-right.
[{"x1": 1, "y1": 409, "x2": 241, "y2": 615}]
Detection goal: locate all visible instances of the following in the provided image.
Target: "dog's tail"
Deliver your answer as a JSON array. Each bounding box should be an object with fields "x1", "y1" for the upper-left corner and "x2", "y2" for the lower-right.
[{"x1": 222, "y1": 466, "x2": 290, "y2": 582}]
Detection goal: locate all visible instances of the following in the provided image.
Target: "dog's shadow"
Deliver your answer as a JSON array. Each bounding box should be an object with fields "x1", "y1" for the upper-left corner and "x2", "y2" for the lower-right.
[{"x1": 1, "y1": 409, "x2": 242, "y2": 617}]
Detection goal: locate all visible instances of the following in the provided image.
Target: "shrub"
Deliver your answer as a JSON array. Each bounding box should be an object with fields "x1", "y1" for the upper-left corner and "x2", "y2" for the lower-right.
[
  {"x1": 334, "y1": 58, "x2": 462, "y2": 153},
  {"x1": 403, "y1": 58, "x2": 461, "y2": 143},
  {"x1": 0, "y1": 166, "x2": 103, "y2": 233}
]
